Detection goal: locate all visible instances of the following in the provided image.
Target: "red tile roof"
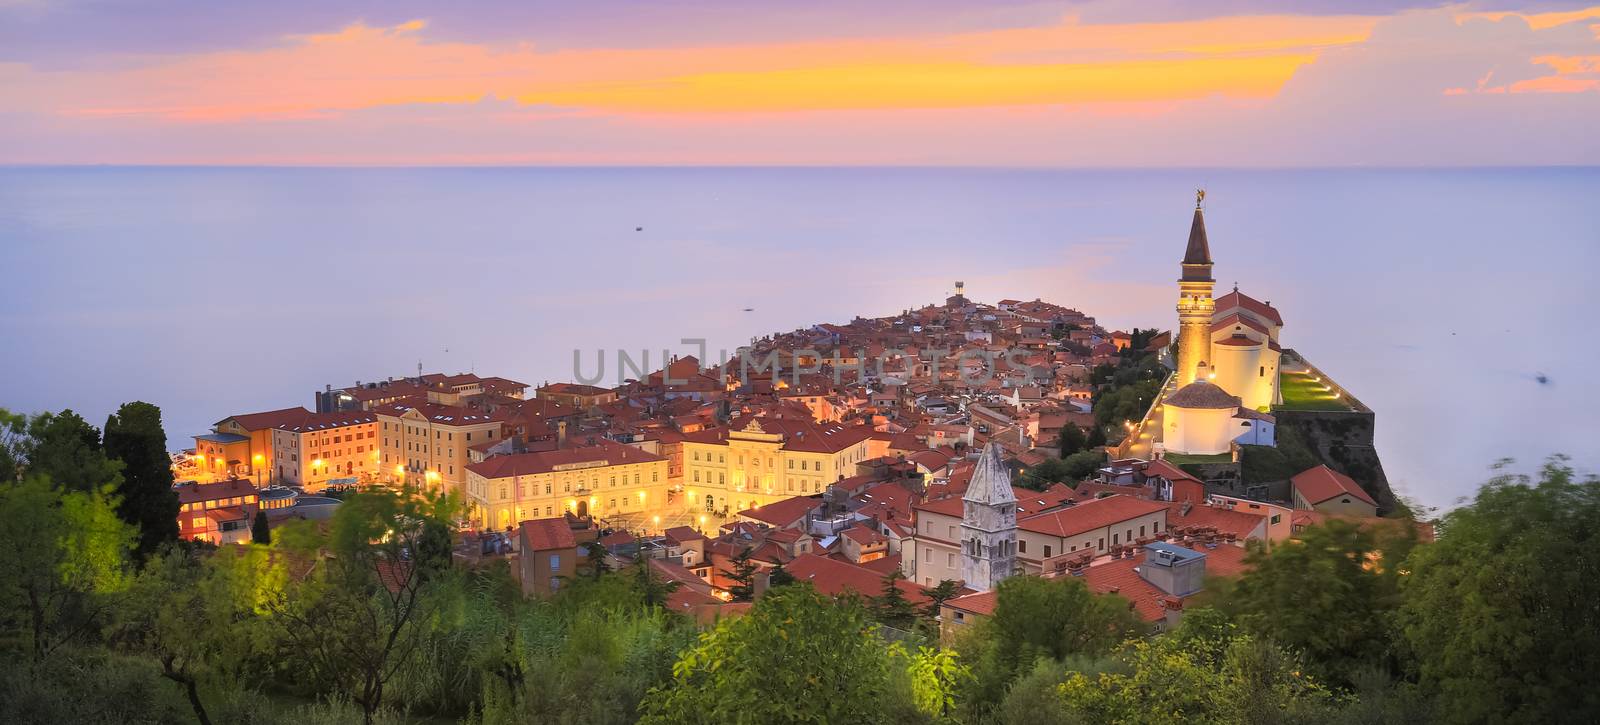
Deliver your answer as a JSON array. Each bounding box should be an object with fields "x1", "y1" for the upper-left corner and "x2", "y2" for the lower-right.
[
  {"x1": 1166, "y1": 501, "x2": 1268, "y2": 539},
  {"x1": 1019, "y1": 495, "x2": 1168, "y2": 539},
  {"x1": 466, "y1": 439, "x2": 663, "y2": 479},
  {"x1": 219, "y1": 407, "x2": 313, "y2": 431},
  {"x1": 737, "y1": 495, "x2": 820, "y2": 528},
  {"x1": 945, "y1": 589, "x2": 998, "y2": 616},
  {"x1": 520, "y1": 517, "x2": 577, "y2": 551},
  {"x1": 1292, "y1": 465, "x2": 1377, "y2": 507},
  {"x1": 175, "y1": 478, "x2": 258, "y2": 505},
  {"x1": 273, "y1": 409, "x2": 377, "y2": 432},
  {"x1": 1083, "y1": 543, "x2": 1253, "y2": 621},
  {"x1": 1214, "y1": 290, "x2": 1283, "y2": 326},
  {"x1": 784, "y1": 553, "x2": 928, "y2": 604}
]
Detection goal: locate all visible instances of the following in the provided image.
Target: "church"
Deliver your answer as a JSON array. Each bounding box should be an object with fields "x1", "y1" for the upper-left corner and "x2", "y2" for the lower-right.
[{"x1": 1164, "y1": 192, "x2": 1283, "y2": 456}]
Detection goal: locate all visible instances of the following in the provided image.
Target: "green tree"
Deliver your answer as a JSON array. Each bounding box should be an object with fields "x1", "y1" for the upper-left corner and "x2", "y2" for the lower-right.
[
  {"x1": 869, "y1": 569, "x2": 918, "y2": 630},
  {"x1": 639, "y1": 585, "x2": 899, "y2": 724},
  {"x1": 0, "y1": 475, "x2": 135, "y2": 662},
  {"x1": 1395, "y1": 456, "x2": 1600, "y2": 724},
  {"x1": 1056, "y1": 423, "x2": 1087, "y2": 457},
  {"x1": 721, "y1": 546, "x2": 758, "y2": 602},
  {"x1": 630, "y1": 557, "x2": 681, "y2": 609},
  {"x1": 1221, "y1": 519, "x2": 1406, "y2": 684},
  {"x1": 23, "y1": 409, "x2": 124, "y2": 494},
  {"x1": 921, "y1": 579, "x2": 962, "y2": 622},
  {"x1": 768, "y1": 561, "x2": 796, "y2": 588},
  {"x1": 115, "y1": 546, "x2": 267, "y2": 725},
  {"x1": 1055, "y1": 632, "x2": 1334, "y2": 725},
  {"x1": 1085, "y1": 425, "x2": 1107, "y2": 450},
  {"x1": 103, "y1": 402, "x2": 179, "y2": 561},
  {"x1": 0, "y1": 407, "x2": 26, "y2": 484},
  {"x1": 250, "y1": 508, "x2": 271, "y2": 545},
  {"x1": 984, "y1": 574, "x2": 1142, "y2": 681},
  {"x1": 267, "y1": 490, "x2": 458, "y2": 725}
]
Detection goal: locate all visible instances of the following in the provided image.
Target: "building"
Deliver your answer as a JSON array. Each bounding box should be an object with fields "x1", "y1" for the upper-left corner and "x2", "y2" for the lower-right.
[
  {"x1": 267, "y1": 410, "x2": 380, "y2": 491},
  {"x1": 464, "y1": 439, "x2": 670, "y2": 531},
  {"x1": 1175, "y1": 193, "x2": 1217, "y2": 388},
  {"x1": 1291, "y1": 465, "x2": 1378, "y2": 517},
  {"x1": 194, "y1": 407, "x2": 311, "y2": 483},
  {"x1": 375, "y1": 402, "x2": 510, "y2": 495},
  {"x1": 959, "y1": 443, "x2": 1017, "y2": 592},
  {"x1": 536, "y1": 382, "x2": 618, "y2": 410},
  {"x1": 1162, "y1": 194, "x2": 1289, "y2": 454},
  {"x1": 176, "y1": 478, "x2": 259, "y2": 544},
  {"x1": 518, "y1": 517, "x2": 579, "y2": 596},
  {"x1": 681, "y1": 417, "x2": 875, "y2": 514}
]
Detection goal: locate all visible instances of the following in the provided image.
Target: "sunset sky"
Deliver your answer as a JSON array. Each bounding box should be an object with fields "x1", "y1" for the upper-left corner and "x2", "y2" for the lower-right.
[{"x1": 2, "y1": 1, "x2": 1598, "y2": 165}]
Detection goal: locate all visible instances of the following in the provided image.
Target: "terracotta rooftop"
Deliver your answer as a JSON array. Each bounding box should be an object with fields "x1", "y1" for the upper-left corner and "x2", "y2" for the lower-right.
[
  {"x1": 1292, "y1": 465, "x2": 1377, "y2": 507},
  {"x1": 466, "y1": 438, "x2": 663, "y2": 479},
  {"x1": 784, "y1": 553, "x2": 928, "y2": 604},
  {"x1": 737, "y1": 495, "x2": 821, "y2": 528},
  {"x1": 520, "y1": 517, "x2": 577, "y2": 551},
  {"x1": 1019, "y1": 494, "x2": 1169, "y2": 539}
]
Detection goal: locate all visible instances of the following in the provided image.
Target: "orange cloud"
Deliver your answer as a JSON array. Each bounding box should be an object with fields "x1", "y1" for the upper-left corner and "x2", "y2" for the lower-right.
[{"x1": 5, "y1": 13, "x2": 1376, "y2": 121}]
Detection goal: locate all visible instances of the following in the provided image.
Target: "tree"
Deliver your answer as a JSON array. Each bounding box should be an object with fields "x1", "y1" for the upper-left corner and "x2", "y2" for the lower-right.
[
  {"x1": 1022, "y1": 451, "x2": 1103, "y2": 490},
  {"x1": 721, "y1": 546, "x2": 758, "y2": 602},
  {"x1": 23, "y1": 410, "x2": 124, "y2": 494},
  {"x1": 116, "y1": 547, "x2": 265, "y2": 725},
  {"x1": 1056, "y1": 423, "x2": 1087, "y2": 457},
  {"x1": 1085, "y1": 425, "x2": 1107, "y2": 449},
  {"x1": 585, "y1": 541, "x2": 611, "y2": 579},
  {"x1": 639, "y1": 585, "x2": 900, "y2": 724},
  {"x1": 1055, "y1": 631, "x2": 1334, "y2": 724},
  {"x1": 103, "y1": 402, "x2": 178, "y2": 561},
  {"x1": 1395, "y1": 456, "x2": 1600, "y2": 723},
  {"x1": 250, "y1": 509, "x2": 270, "y2": 545},
  {"x1": 985, "y1": 574, "x2": 1142, "y2": 680},
  {"x1": 1221, "y1": 518, "x2": 1406, "y2": 684},
  {"x1": 630, "y1": 557, "x2": 681, "y2": 609},
  {"x1": 768, "y1": 561, "x2": 796, "y2": 588},
  {"x1": 0, "y1": 407, "x2": 26, "y2": 484},
  {"x1": 869, "y1": 570, "x2": 918, "y2": 630},
  {"x1": 0, "y1": 475, "x2": 134, "y2": 663},
  {"x1": 266, "y1": 490, "x2": 457, "y2": 725},
  {"x1": 922, "y1": 579, "x2": 963, "y2": 622}
]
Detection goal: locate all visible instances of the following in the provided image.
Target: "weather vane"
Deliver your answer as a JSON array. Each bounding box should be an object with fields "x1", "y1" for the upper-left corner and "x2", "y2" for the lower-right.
[{"x1": 1196, "y1": 188, "x2": 1206, "y2": 208}]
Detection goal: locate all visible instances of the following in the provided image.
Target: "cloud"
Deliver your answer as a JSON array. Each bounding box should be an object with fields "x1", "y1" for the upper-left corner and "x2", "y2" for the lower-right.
[{"x1": 0, "y1": 5, "x2": 1596, "y2": 165}]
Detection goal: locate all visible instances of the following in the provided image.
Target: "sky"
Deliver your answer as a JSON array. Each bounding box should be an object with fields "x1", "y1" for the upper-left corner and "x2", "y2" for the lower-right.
[{"x1": 2, "y1": 1, "x2": 1598, "y2": 165}]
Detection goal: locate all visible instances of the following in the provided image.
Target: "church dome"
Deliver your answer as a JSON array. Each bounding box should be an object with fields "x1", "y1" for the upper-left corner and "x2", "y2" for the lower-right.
[{"x1": 1166, "y1": 380, "x2": 1242, "y2": 410}]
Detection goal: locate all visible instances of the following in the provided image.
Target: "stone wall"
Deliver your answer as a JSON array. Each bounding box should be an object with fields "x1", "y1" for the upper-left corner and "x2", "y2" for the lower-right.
[{"x1": 1273, "y1": 409, "x2": 1397, "y2": 514}]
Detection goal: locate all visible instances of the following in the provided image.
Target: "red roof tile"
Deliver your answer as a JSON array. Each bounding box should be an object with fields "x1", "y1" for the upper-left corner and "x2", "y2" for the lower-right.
[
  {"x1": 784, "y1": 553, "x2": 928, "y2": 604},
  {"x1": 466, "y1": 438, "x2": 663, "y2": 479},
  {"x1": 520, "y1": 517, "x2": 577, "y2": 551},
  {"x1": 737, "y1": 495, "x2": 820, "y2": 528},
  {"x1": 1291, "y1": 465, "x2": 1377, "y2": 507},
  {"x1": 1019, "y1": 495, "x2": 1168, "y2": 539}
]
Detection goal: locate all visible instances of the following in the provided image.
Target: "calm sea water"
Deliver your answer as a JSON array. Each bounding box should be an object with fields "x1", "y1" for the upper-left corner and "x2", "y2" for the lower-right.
[{"x1": 1, "y1": 166, "x2": 1595, "y2": 510}]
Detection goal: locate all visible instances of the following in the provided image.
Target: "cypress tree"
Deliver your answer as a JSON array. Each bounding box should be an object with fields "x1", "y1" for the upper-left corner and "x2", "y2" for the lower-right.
[
  {"x1": 104, "y1": 402, "x2": 179, "y2": 561},
  {"x1": 251, "y1": 509, "x2": 271, "y2": 545}
]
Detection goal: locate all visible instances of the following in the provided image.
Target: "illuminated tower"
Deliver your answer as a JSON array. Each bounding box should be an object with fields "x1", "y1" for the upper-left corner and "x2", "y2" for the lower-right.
[{"x1": 1176, "y1": 191, "x2": 1215, "y2": 385}]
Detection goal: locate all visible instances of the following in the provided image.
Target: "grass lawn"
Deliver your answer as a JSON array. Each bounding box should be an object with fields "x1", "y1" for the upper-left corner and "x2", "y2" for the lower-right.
[
  {"x1": 1277, "y1": 371, "x2": 1355, "y2": 412},
  {"x1": 1164, "y1": 452, "x2": 1234, "y2": 465}
]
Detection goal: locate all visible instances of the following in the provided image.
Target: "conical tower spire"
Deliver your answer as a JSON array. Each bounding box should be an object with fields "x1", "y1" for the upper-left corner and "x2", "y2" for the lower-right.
[
  {"x1": 963, "y1": 442, "x2": 1016, "y2": 505},
  {"x1": 1182, "y1": 189, "x2": 1212, "y2": 279}
]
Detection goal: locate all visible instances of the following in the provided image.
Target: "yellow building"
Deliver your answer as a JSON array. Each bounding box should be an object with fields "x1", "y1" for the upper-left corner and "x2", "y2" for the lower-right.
[
  {"x1": 376, "y1": 402, "x2": 511, "y2": 496},
  {"x1": 464, "y1": 439, "x2": 669, "y2": 531},
  {"x1": 195, "y1": 406, "x2": 311, "y2": 483},
  {"x1": 680, "y1": 417, "x2": 875, "y2": 514},
  {"x1": 267, "y1": 410, "x2": 380, "y2": 491}
]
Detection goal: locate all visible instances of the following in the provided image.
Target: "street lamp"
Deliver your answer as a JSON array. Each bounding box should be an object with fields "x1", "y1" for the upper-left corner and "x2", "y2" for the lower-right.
[{"x1": 252, "y1": 454, "x2": 264, "y2": 488}]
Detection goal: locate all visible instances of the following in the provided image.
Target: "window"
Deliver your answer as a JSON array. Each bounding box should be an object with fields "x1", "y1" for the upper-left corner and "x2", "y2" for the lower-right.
[
  {"x1": 1018, "y1": 540, "x2": 1027, "y2": 553},
  {"x1": 923, "y1": 547, "x2": 932, "y2": 562},
  {"x1": 1098, "y1": 537, "x2": 1105, "y2": 550},
  {"x1": 946, "y1": 552, "x2": 954, "y2": 566},
  {"x1": 549, "y1": 553, "x2": 561, "y2": 570},
  {"x1": 1139, "y1": 525, "x2": 1146, "y2": 537},
  {"x1": 1113, "y1": 533, "x2": 1119, "y2": 545},
  {"x1": 1270, "y1": 514, "x2": 1281, "y2": 525}
]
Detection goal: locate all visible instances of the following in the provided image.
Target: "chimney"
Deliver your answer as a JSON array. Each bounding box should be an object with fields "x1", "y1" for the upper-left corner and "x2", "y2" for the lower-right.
[
  {"x1": 752, "y1": 570, "x2": 772, "y2": 600},
  {"x1": 557, "y1": 421, "x2": 567, "y2": 446}
]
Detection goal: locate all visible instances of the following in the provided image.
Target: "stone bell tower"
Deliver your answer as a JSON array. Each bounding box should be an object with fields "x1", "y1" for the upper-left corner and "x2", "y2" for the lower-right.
[
  {"x1": 960, "y1": 442, "x2": 1017, "y2": 592},
  {"x1": 1176, "y1": 190, "x2": 1216, "y2": 386}
]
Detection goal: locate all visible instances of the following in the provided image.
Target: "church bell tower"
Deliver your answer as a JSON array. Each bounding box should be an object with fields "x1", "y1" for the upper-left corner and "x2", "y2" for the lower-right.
[
  {"x1": 961, "y1": 442, "x2": 1017, "y2": 592},
  {"x1": 1176, "y1": 190, "x2": 1215, "y2": 386}
]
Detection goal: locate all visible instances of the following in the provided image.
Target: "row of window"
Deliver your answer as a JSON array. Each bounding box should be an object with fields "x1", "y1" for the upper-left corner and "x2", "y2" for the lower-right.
[{"x1": 179, "y1": 495, "x2": 257, "y2": 512}]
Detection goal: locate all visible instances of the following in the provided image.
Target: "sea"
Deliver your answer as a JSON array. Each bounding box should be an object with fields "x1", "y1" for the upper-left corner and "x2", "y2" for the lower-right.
[{"x1": 2, "y1": 166, "x2": 1595, "y2": 511}]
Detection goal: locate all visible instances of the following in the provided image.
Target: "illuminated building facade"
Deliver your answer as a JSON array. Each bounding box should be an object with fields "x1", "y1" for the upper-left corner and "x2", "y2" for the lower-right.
[
  {"x1": 680, "y1": 417, "x2": 875, "y2": 514},
  {"x1": 464, "y1": 439, "x2": 670, "y2": 531}
]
